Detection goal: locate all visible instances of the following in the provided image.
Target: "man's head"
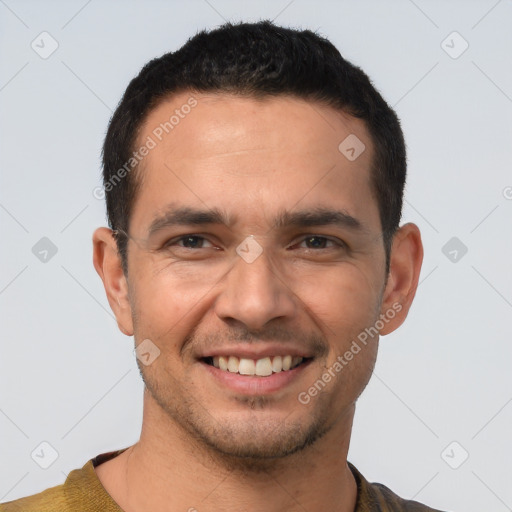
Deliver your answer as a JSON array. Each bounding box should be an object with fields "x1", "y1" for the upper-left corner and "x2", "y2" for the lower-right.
[
  {"x1": 93, "y1": 21, "x2": 422, "y2": 469},
  {"x1": 101, "y1": 20, "x2": 407, "y2": 276}
]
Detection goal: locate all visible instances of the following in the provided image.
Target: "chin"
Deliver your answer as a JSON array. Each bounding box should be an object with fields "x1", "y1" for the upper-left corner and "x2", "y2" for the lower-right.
[
  {"x1": 188, "y1": 415, "x2": 331, "y2": 473},
  {"x1": 141, "y1": 364, "x2": 339, "y2": 470}
]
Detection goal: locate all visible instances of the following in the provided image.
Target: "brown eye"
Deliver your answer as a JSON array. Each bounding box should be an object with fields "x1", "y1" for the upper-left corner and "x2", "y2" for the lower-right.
[
  {"x1": 164, "y1": 235, "x2": 214, "y2": 249},
  {"x1": 303, "y1": 236, "x2": 330, "y2": 249},
  {"x1": 178, "y1": 236, "x2": 207, "y2": 248},
  {"x1": 296, "y1": 236, "x2": 344, "y2": 250}
]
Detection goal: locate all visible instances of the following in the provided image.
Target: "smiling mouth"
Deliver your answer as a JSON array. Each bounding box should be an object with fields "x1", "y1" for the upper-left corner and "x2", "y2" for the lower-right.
[{"x1": 203, "y1": 355, "x2": 311, "y2": 377}]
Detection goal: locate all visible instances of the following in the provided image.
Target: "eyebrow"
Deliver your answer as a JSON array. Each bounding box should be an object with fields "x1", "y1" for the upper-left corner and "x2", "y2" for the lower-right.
[
  {"x1": 273, "y1": 208, "x2": 363, "y2": 231},
  {"x1": 147, "y1": 205, "x2": 365, "y2": 236}
]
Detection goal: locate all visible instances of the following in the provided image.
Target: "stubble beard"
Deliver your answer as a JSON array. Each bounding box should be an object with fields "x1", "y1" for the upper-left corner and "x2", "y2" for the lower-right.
[{"x1": 138, "y1": 360, "x2": 337, "y2": 473}]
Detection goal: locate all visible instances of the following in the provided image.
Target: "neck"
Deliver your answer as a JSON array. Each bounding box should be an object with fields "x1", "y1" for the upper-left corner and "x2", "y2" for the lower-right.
[{"x1": 102, "y1": 389, "x2": 358, "y2": 512}]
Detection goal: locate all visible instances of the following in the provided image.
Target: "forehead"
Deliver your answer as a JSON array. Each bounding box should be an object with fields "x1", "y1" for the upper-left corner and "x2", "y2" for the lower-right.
[{"x1": 131, "y1": 91, "x2": 377, "y2": 232}]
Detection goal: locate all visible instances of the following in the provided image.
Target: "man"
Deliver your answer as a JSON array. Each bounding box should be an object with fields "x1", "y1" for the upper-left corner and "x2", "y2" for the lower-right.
[{"x1": 0, "y1": 20, "x2": 445, "y2": 512}]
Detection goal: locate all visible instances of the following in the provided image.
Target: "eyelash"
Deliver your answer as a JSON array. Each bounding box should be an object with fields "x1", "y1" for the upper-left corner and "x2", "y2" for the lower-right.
[{"x1": 163, "y1": 234, "x2": 346, "y2": 251}]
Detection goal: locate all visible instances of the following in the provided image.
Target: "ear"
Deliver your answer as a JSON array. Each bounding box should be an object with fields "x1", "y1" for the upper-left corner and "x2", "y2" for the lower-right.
[
  {"x1": 92, "y1": 227, "x2": 134, "y2": 336},
  {"x1": 379, "y1": 223, "x2": 423, "y2": 335}
]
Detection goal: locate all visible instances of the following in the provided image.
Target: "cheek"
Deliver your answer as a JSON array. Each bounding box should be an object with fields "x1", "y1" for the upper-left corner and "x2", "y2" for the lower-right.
[
  {"x1": 294, "y1": 264, "x2": 381, "y2": 383},
  {"x1": 291, "y1": 263, "x2": 381, "y2": 333},
  {"x1": 129, "y1": 263, "x2": 214, "y2": 349}
]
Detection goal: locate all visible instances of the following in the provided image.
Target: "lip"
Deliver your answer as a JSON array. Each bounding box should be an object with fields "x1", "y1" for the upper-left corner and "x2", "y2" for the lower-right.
[
  {"x1": 197, "y1": 343, "x2": 313, "y2": 360},
  {"x1": 200, "y1": 358, "x2": 313, "y2": 395}
]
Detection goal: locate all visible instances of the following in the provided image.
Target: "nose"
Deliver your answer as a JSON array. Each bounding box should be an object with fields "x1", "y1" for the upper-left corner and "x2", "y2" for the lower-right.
[{"x1": 213, "y1": 245, "x2": 297, "y2": 331}]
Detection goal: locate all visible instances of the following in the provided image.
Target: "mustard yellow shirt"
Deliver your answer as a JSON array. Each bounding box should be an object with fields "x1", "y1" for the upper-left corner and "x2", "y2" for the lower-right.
[{"x1": 0, "y1": 449, "x2": 446, "y2": 511}]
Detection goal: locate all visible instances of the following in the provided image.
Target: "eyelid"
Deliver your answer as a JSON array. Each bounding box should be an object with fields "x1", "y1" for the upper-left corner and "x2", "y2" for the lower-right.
[
  {"x1": 164, "y1": 234, "x2": 216, "y2": 249},
  {"x1": 291, "y1": 234, "x2": 347, "y2": 248}
]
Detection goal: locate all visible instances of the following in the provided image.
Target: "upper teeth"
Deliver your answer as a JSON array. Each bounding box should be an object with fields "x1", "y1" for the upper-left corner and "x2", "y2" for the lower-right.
[{"x1": 212, "y1": 355, "x2": 303, "y2": 376}]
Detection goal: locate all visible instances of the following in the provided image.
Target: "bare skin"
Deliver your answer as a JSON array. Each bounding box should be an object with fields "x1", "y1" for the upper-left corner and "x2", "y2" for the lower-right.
[{"x1": 92, "y1": 92, "x2": 423, "y2": 512}]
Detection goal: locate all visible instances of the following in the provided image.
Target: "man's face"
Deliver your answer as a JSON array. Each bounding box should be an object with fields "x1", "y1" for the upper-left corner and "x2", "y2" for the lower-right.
[{"x1": 123, "y1": 92, "x2": 388, "y2": 461}]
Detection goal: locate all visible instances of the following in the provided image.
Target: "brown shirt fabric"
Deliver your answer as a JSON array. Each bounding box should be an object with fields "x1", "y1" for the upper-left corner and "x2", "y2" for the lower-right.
[{"x1": 0, "y1": 449, "x2": 446, "y2": 511}]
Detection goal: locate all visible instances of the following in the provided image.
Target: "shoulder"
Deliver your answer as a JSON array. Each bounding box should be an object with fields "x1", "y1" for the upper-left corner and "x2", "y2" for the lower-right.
[
  {"x1": 348, "y1": 462, "x2": 448, "y2": 512},
  {"x1": 0, "y1": 483, "x2": 69, "y2": 512},
  {"x1": 0, "y1": 451, "x2": 126, "y2": 512}
]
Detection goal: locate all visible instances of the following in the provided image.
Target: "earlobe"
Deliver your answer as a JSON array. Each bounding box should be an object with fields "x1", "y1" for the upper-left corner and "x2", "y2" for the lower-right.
[
  {"x1": 379, "y1": 223, "x2": 423, "y2": 335},
  {"x1": 92, "y1": 227, "x2": 134, "y2": 336}
]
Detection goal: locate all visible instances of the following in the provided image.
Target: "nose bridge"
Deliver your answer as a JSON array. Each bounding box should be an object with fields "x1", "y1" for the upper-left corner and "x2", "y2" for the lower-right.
[{"x1": 214, "y1": 242, "x2": 296, "y2": 329}]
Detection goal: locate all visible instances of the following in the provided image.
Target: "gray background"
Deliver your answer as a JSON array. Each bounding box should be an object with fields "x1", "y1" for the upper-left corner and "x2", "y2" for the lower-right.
[{"x1": 1, "y1": 1, "x2": 511, "y2": 510}]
